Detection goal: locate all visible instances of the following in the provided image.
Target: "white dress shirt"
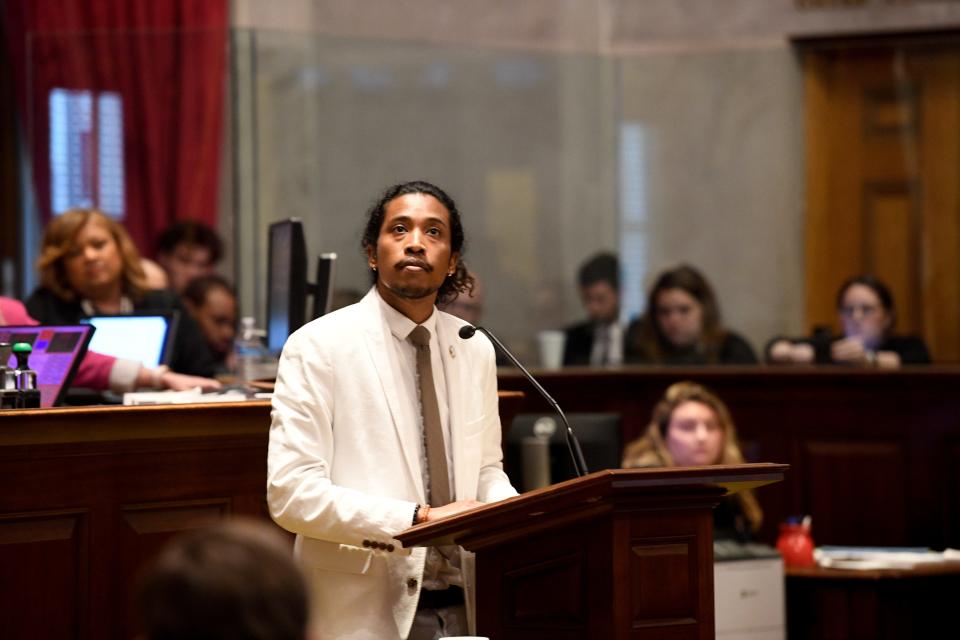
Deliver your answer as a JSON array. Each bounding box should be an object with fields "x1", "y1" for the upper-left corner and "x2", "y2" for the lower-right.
[
  {"x1": 376, "y1": 292, "x2": 462, "y2": 590},
  {"x1": 590, "y1": 321, "x2": 624, "y2": 366}
]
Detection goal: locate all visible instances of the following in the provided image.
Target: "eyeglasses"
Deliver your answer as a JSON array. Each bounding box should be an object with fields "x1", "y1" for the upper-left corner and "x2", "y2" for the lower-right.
[{"x1": 840, "y1": 304, "x2": 880, "y2": 317}]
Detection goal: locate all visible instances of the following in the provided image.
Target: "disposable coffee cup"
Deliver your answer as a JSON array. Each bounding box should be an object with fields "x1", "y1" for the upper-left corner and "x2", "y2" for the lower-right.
[
  {"x1": 521, "y1": 436, "x2": 551, "y2": 491},
  {"x1": 537, "y1": 330, "x2": 566, "y2": 370}
]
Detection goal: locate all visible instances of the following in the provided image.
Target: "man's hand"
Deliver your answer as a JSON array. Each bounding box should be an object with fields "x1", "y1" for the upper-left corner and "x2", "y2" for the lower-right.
[
  {"x1": 831, "y1": 337, "x2": 868, "y2": 365},
  {"x1": 768, "y1": 340, "x2": 815, "y2": 364},
  {"x1": 424, "y1": 500, "x2": 484, "y2": 522},
  {"x1": 161, "y1": 371, "x2": 222, "y2": 392}
]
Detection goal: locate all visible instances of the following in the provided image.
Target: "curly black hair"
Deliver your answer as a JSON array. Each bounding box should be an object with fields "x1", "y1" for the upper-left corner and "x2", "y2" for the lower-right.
[
  {"x1": 155, "y1": 220, "x2": 223, "y2": 264},
  {"x1": 361, "y1": 180, "x2": 474, "y2": 305}
]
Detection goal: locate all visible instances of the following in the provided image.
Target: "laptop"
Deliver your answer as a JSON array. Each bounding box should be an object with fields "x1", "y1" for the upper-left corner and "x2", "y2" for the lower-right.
[
  {"x1": 81, "y1": 312, "x2": 178, "y2": 368},
  {"x1": 1, "y1": 324, "x2": 95, "y2": 407}
]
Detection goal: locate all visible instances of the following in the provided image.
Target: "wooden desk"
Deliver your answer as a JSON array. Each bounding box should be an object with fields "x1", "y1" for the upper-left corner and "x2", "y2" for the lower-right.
[
  {"x1": 0, "y1": 392, "x2": 526, "y2": 639},
  {"x1": 0, "y1": 401, "x2": 273, "y2": 639},
  {"x1": 400, "y1": 464, "x2": 787, "y2": 639},
  {"x1": 786, "y1": 563, "x2": 960, "y2": 639},
  {"x1": 498, "y1": 366, "x2": 960, "y2": 549}
]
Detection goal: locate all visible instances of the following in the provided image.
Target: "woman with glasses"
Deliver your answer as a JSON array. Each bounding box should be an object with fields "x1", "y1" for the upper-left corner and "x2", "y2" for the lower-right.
[{"x1": 767, "y1": 275, "x2": 930, "y2": 368}]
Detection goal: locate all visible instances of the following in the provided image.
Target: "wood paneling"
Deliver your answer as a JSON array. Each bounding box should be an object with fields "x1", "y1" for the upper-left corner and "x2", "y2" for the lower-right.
[
  {"x1": 397, "y1": 466, "x2": 783, "y2": 640},
  {"x1": 499, "y1": 366, "x2": 960, "y2": 549},
  {"x1": 804, "y1": 40, "x2": 960, "y2": 361},
  {"x1": 504, "y1": 552, "x2": 586, "y2": 626},
  {"x1": 0, "y1": 511, "x2": 88, "y2": 639},
  {"x1": 786, "y1": 564, "x2": 960, "y2": 639},
  {"x1": 801, "y1": 439, "x2": 906, "y2": 545},
  {"x1": 946, "y1": 438, "x2": 960, "y2": 545},
  {"x1": 0, "y1": 393, "x2": 525, "y2": 640},
  {"x1": 0, "y1": 402, "x2": 273, "y2": 639},
  {"x1": 629, "y1": 537, "x2": 696, "y2": 625},
  {"x1": 862, "y1": 182, "x2": 920, "y2": 331},
  {"x1": 119, "y1": 501, "x2": 230, "y2": 634}
]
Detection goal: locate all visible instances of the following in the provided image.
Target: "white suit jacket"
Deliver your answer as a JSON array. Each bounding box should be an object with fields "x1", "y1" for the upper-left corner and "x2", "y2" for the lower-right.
[{"x1": 268, "y1": 288, "x2": 517, "y2": 639}]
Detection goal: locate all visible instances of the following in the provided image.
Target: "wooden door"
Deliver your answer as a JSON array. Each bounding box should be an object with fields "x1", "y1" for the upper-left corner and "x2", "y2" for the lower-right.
[{"x1": 804, "y1": 39, "x2": 960, "y2": 362}]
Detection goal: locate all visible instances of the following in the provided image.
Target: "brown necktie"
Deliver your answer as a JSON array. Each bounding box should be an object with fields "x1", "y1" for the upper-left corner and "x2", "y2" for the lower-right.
[{"x1": 408, "y1": 325, "x2": 452, "y2": 507}]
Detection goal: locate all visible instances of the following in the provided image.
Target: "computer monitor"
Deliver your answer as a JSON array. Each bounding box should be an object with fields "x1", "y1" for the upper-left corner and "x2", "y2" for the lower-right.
[
  {"x1": 1, "y1": 324, "x2": 95, "y2": 407},
  {"x1": 311, "y1": 253, "x2": 337, "y2": 320},
  {"x1": 267, "y1": 219, "x2": 337, "y2": 354},
  {"x1": 267, "y1": 219, "x2": 308, "y2": 354},
  {"x1": 505, "y1": 412, "x2": 622, "y2": 491},
  {"x1": 81, "y1": 313, "x2": 177, "y2": 368}
]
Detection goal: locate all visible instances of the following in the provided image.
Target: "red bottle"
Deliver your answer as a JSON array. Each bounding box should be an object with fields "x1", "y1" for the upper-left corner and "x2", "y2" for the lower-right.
[{"x1": 777, "y1": 516, "x2": 815, "y2": 567}]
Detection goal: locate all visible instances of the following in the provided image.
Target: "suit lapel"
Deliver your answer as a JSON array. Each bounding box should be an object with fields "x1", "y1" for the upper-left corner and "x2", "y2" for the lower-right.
[{"x1": 359, "y1": 290, "x2": 426, "y2": 502}]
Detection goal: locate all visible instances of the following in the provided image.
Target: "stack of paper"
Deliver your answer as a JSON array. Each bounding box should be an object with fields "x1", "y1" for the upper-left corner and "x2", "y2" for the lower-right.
[
  {"x1": 123, "y1": 388, "x2": 251, "y2": 405},
  {"x1": 816, "y1": 546, "x2": 960, "y2": 570}
]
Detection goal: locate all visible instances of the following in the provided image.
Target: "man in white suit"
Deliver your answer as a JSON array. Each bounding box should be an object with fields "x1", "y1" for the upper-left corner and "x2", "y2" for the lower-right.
[{"x1": 268, "y1": 181, "x2": 518, "y2": 639}]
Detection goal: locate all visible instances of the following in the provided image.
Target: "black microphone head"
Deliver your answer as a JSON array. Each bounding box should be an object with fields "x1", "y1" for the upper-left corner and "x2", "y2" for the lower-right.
[{"x1": 458, "y1": 325, "x2": 477, "y2": 339}]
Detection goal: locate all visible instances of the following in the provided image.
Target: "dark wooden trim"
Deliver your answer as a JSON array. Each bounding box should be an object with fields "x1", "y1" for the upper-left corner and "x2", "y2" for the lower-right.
[{"x1": 498, "y1": 366, "x2": 960, "y2": 549}]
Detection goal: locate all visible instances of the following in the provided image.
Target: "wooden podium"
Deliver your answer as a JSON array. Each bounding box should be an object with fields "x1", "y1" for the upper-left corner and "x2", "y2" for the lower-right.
[{"x1": 397, "y1": 463, "x2": 786, "y2": 640}]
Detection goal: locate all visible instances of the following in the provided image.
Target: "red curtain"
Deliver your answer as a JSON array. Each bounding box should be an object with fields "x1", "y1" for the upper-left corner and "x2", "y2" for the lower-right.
[{"x1": 1, "y1": 0, "x2": 227, "y2": 254}]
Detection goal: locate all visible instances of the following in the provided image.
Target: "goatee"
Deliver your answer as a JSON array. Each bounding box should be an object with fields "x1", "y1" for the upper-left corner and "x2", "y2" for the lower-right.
[{"x1": 385, "y1": 282, "x2": 438, "y2": 300}]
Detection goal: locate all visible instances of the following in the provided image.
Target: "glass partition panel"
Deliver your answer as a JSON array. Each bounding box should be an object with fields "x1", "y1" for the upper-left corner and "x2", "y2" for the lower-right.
[
  {"x1": 232, "y1": 30, "x2": 617, "y2": 362},
  {"x1": 233, "y1": 30, "x2": 804, "y2": 361},
  {"x1": 21, "y1": 27, "x2": 954, "y2": 365},
  {"x1": 615, "y1": 47, "x2": 805, "y2": 354}
]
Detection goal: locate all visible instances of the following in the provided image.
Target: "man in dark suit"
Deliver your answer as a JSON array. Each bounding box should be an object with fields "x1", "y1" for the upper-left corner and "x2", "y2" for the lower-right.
[{"x1": 563, "y1": 252, "x2": 623, "y2": 366}]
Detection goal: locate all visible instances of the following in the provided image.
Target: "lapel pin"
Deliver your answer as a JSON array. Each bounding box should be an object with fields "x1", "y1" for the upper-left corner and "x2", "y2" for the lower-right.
[{"x1": 449, "y1": 346, "x2": 456, "y2": 358}]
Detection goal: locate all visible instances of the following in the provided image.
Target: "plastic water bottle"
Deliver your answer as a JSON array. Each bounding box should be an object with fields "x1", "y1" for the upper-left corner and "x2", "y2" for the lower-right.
[{"x1": 234, "y1": 317, "x2": 268, "y2": 386}]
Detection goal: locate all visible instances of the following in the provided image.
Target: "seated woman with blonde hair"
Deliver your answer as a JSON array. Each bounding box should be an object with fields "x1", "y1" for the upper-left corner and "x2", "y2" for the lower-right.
[
  {"x1": 622, "y1": 381, "x2": 762, "y2": 540},
  {"x1": 25, "y1": 208, "x2": 217, "y2": 380}
]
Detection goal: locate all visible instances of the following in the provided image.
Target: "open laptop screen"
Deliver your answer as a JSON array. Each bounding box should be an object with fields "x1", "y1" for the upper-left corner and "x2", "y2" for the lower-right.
[
  {"x1": 1, "y1": 324, "x2": 95, "y2": 407},
  {"x1": 82, "y1": 313, "x2": 176, "y2": 368}
]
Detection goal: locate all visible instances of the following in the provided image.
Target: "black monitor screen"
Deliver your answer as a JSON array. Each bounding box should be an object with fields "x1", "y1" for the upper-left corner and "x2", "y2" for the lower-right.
[
  {"x1": 505, "y1": 413, "x2": 622, "y2": 491},
  {"x1": 311, "y1": 253, "x2": 337, "y2": 321},
  {"x1": 267, "y1": 219, "x2": 307, "y2": 353}
]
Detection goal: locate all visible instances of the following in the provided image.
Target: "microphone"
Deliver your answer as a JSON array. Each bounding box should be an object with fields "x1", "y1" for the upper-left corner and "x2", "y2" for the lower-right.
[{"x1": 458, "y1": 324, "x2": 588, "y2": 478}]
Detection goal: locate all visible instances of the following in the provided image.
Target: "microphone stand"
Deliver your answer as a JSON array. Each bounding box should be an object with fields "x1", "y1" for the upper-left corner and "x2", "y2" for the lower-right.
[{"x1": 460, "y1": 325, "x2": 589, "y2": 478}]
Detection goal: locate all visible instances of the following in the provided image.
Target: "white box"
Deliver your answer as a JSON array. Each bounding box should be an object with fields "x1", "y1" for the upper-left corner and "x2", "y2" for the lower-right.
[{"x1": 714, "y1": 557, "x2": 785, "y2": 640}]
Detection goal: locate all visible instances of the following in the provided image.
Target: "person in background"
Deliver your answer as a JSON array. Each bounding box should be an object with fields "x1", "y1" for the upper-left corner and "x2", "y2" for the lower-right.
[
  {"x1": 622, "y1": 381, "x2": 762, "y2": 541},
  {"x1": 563, "y1": 252, "x2": 624, "y2": 366},
  {"x1": 25, "y1": 208, "x2": 216, "y2": 378},
  {"x1": 182, "y1": 275, "x2": 238, "y2": 375},
  {"x1": 767, "y1": 274, "x2": 930, "y2": 368},
  {"x1": 439, "y1": 273, "x2": 509, "y2": 367},
  {"x1": 438, "y1": 271, "x2": 485, "y2": 326},
  {"x1": 0, "y1": 296, "x2": 218, "y2": 392},
  {"x1": 140, "y1": 257, "x2": 170, "y2": 290},
  {"x1": 155, "y1": 220, "x2": 223, "y2": 294},
  {"x1": 138, "y1": 518, "x2": 311, "y2": 640},
  {"x1": 625, "y1": 264, "x2": 757, "y2": 365}
]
